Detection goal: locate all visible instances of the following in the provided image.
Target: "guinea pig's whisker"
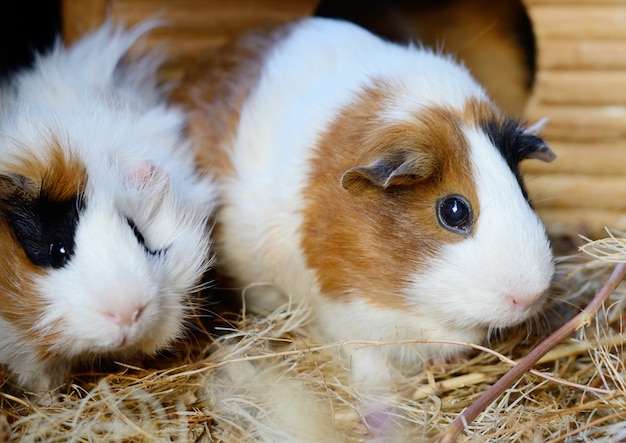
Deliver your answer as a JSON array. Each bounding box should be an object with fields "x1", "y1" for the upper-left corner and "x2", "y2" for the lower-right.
[
  {"x1": 534, "y1": 311, "x2": 552, "y2": 336},
  {"x1": 484, "y1": 327, "x2": 499, "y2": 347}
]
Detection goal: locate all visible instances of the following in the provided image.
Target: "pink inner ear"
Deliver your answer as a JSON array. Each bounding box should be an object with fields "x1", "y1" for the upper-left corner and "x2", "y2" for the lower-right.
[
  {"x1": 125, "y1": 161, "x2": 170, "y2": 192},
  {"x1": 524, "y1": 117, "x2": 549, "y2": 136},
  {"x1": 127, "y1": 160, "x2": 155, "y2": 184}
]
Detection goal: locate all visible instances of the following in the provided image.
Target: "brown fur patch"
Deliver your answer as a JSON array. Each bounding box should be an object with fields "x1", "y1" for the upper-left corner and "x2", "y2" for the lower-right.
[
  {"x1": 2, "y1": 140, "x2": 87, "y2": 202},
  {"x1": 171, "y1": 21, "x2": 296, "y2": 179},
  {"x1": 0, "y1": 139, "x2": 85, "y2": 353},
  {"x1": 461, "y1": 96, "x2": 506, "y2": 129},
  {"x1": 301, "y1": 82, "x2": 479, "y2": 309}
]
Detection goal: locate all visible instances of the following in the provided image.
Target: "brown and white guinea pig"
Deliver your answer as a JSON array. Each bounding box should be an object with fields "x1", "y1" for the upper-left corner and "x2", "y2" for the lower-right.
[
  {"x1": 174, "y1": 17, "x2": 555, "y2": 388},
  {"x1": 0, "y1": 22, "x2": 215, "y2": 393}
]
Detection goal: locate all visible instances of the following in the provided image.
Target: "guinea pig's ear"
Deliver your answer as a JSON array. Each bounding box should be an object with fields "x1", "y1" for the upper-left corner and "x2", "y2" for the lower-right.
[
  {"x1": 341, "y1": 149, "x2": 437, "y2": 195},
  {"x1": 124, "y1": 161, "x2": 168, "y2": 191},
  {"x1": 524, "y1": 116, "x2": 549, "y2": 136},
  {"x1": 522, "y1": 138, "x2": 556, "y2": 163},
  {"x1": 522, "y1": 117, "x2": 556, "y2": 163},
  {"x1": 123, "y1": 161, "x2": 171, "y2": 214}
]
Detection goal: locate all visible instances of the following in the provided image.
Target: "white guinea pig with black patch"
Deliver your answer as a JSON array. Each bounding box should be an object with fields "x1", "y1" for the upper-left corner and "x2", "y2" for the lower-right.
[
  {"x1": 174, "y1": 17, "x2": 555, "y2": 389},
  {"x1": 0, "y1": 22, "x2": 215, "y2": 393}
]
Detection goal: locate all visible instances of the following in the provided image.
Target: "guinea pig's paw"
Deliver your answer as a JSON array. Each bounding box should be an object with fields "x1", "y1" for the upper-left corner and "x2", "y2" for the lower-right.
[
  {"x1": 0, "y1": 414, "x2": 11, "y2": 442},
  {"x1": 19, "y1": 378, "x2": 64, "y2": 406},
  {"x1": 349, "y1": 346, "x2": 394, "y2": 392},
  {"x1": 428, "y1": 352, "x2": 470, "y2": 370},
  {"x1": 11, "y1": 360, "x2": 68, "y2": 402},
  {"x1": 358, "y1": 397, "x2": 402, "y2": 441},
  {"x1": 16, "y1": 372, "x2": 56, "y2": 395},
  {"x1": 27, "y1": 390, "x2": 63, "y2": 406}
]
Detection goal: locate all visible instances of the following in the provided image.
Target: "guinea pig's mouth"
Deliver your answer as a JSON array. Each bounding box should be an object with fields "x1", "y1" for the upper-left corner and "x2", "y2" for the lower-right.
[
  {"x1": 100, "y1": 330, "x2": 156, "y2": 353},
  {"x1": 113, "y1": 333, "x2": 134, "y2": 349},
  {"x1": 465, "y1": 299, "x2": 546, "y2": 335},
  {"x1": 484, "y1": 300, "x2": 549, "y2": 337}
]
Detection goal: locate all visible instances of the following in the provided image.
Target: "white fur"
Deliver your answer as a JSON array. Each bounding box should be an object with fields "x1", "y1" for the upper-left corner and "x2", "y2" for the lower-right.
[
  {"x1": 0, "y1": 22, "x2": 215, "y2": 392},
  {"x1": 213, "y1": 18, "x2": 554, "y2": 389}
]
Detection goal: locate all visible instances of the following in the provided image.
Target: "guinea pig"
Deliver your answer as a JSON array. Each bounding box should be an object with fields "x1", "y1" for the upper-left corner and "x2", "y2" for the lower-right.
[
  {"x1": 0, "y1": 22, "x2": 215, "y2": 394},
  {"x1": 173, "y1": 17, "x2": 555, "y2": 389}
]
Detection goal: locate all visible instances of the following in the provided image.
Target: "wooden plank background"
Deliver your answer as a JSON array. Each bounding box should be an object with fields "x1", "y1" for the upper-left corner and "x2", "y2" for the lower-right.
[{"x1": 522, "y1": 0, "x2": 626, "y2": 236}]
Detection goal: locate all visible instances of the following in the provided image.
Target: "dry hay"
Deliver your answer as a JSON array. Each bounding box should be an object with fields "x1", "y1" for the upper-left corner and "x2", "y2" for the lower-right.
[{"x1": 3, "y1": 233, "x2": 626, "y2": 442}]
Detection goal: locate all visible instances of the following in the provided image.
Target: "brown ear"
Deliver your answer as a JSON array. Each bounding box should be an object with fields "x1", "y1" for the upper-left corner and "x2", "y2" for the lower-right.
[{"x1": 341, "y1": 149, "x2": 437, "y2": 195}]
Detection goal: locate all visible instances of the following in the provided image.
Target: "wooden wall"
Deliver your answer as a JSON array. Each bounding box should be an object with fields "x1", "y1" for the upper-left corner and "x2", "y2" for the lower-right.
[{"x1": 522, "y1": 0, "x2": 626, "y2": 236}]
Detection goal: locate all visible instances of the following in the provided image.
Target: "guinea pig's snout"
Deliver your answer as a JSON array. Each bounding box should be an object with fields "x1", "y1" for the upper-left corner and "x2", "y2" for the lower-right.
[
  {"x1": 103, "y1": 302, "x2": 146, "y2": 328},
  {"x1": 503, "y1": 283, "x2": 549, "y2": 320},
  {"x1": 101, "y1": 300, "x2": 150, "y2": 347},
  {"x1": 506, "y1": 293, "x2": 540, "y2": 311}
]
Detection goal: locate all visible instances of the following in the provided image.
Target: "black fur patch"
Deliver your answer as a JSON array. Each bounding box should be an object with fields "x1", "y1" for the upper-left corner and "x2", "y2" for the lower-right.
[
  {"x1": 0, "y1": 174, "x2": 84, "y2": 268},
  {"x1": 480, "y1": 118, "x2": 546, "y2": 200}
]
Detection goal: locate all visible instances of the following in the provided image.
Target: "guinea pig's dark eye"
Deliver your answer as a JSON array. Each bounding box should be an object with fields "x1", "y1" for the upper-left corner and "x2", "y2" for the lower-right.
[
  {"x1": 437, "y1": 195, "x2": 473, "y2": 235},
  {"x1": 49, "y1": 241, "x2": 70, "y2": 268}
]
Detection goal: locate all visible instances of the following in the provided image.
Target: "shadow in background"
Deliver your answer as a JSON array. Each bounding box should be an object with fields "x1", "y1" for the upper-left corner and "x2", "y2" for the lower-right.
[
  {"x1": 0, "y1": 1, "x2": 61, "y2": 79},
  {"x1": 315, "y1": 0, "x2": 536, "y2": 116}
]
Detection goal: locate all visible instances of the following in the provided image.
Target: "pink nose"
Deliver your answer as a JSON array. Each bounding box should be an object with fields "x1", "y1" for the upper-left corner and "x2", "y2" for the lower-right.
[
  {"x1": 507, "y1": 294, "x2": 539, "y2": 311},
  {"x1": 103, "y1": 304, "x2": 146, "y2": 327}
]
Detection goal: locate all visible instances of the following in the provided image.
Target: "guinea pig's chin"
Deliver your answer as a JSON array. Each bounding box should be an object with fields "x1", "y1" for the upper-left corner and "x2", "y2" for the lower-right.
[
  {"x1": 73, "y1": 322, "x2": 178, "y2": 356},
  {"x1": 109, "y1": 332, "x2": 174, "y2": 355},
  {"x1": 403, "y1": 281, "x2": 550, "y2": 332},
  {"x1": 467, "y1": 290, "x2": 549, "y2": 330}
]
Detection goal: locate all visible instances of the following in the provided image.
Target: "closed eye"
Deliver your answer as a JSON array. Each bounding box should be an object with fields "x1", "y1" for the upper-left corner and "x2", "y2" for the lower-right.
[{"x1": 126, "y1": 218, "x2": 167, "y2": 256}]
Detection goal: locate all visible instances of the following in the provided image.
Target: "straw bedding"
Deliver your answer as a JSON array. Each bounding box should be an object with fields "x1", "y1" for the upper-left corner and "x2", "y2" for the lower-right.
[{"x1": 3, "y1": 233, "x2": 626, "y2": 442}]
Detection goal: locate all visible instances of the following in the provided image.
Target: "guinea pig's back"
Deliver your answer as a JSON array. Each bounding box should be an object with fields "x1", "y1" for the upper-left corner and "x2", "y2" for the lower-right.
[
  {"x1": 177, "y1": 19, "x2": 378, "y2": 175},
  {"x1": 174, "y1": 19, "x2": 386, "y2": 299}
]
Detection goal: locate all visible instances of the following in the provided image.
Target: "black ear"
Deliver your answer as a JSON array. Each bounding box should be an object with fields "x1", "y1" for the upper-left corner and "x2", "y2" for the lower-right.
[
  {"x1": 341, "y1": 149, "x2": 437, "y2": 195},
  {"x1": 482, "y1": 118, "x2": 556, "y2": 171},
  {"x1": 522, "y1": 118, "x2": 556, "y2": 163},
  {"x1": 521, "y1": 138, "x2": 556, "y2": 163}
]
